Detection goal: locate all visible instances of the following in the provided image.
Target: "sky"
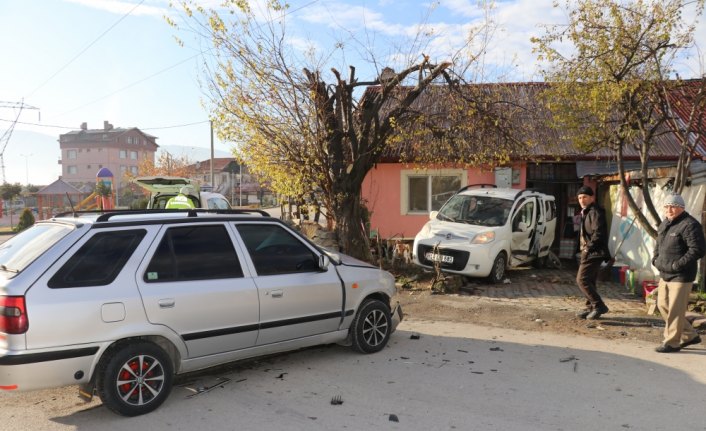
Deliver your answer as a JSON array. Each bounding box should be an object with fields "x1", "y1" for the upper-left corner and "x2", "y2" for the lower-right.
[{"x1": 0, "y1": 0, "x2": 704, "y2": 186}]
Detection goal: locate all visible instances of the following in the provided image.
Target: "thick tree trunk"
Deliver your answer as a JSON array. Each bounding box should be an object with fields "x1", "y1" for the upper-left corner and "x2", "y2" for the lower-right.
[{"x1": 334, "y1": 190, "x2": 372, "y2": 261}]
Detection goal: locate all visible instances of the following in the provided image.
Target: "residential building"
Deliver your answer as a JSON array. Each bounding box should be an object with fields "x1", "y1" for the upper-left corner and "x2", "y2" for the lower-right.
[{"x1": 58, "y1": 121, "x2": 158, "y2": 201}]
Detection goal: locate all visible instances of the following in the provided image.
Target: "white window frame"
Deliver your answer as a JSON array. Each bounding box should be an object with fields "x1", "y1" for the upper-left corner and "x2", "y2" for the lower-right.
[
  {"x1": 67, "y1": 149, "x2": 77, "y2": 159},
  {"x1": 400, "y1": 168, "x2": 466, "y2": 215},
  {"x1": 119, "y1": 150, "x2": 127, "y2": 159},
  {"x1": 67, "y1": 165, "x2": 78, "y2": 175},
  {"x1": 130, "y1": 151, "x2": 138, "y2": 160}
]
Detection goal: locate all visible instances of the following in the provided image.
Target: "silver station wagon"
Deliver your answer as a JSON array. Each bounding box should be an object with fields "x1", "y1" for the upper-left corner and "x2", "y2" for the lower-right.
[{"x1": 0, "y1": 209, "x2": 402, "y2": 416}]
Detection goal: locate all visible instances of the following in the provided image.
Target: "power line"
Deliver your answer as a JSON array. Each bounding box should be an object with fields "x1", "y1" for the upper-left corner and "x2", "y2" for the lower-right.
[
  {"x1": 27, "y1": 0, "x2": 146, "y2": 99},
  {"x1": 0, "y1": 117, "x2": 209, "y2": 131}
]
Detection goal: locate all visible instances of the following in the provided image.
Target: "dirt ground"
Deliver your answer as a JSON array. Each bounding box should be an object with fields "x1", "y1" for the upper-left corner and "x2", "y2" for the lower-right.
[{"x1": 390, "y1": 264, "x2": 705, "y2": 346}]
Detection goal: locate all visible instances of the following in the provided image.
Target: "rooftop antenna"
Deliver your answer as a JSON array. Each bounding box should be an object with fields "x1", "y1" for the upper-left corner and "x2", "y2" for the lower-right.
[{"x1": 0, "y1": 100, "x2": 40, "y2": 184}]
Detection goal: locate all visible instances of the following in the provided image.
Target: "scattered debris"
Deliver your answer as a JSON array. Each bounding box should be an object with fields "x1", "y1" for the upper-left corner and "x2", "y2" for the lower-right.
[
  {"x1": 185, "y1": 377, "x2": 232, "y2": 399},
  {"x1": 389, "y1": 414, "x2": 399, "y2": 422},
  {"x1": 535, "y1": 319, "x2": 544, "y2": 323},
  {"x1": 559, "y1": 355, "x2": 577, "y2": 363},
  {"x1": 400, "y1": 356, "x2": 410, "y2": 360},
  {"x1": 410, "y1": 334, "x2": 421, "y2": 340},
  {"x1": 471, "y1": 371, "x2": 484, "y2": 374},
  {"x1": 489, "y1": 347, "x2": 503, "y2": 352},
  {"x1": 276, "y1": 373, "x2": 288, "y2": 379},
  {"x1": 330, "y1": 395, "x2": 343, "y2": 405},
  {"x1": 457, "y1": 349, "x2": 468, "y2": 353},
  {"x1": 503, "y1": 278, "x2": 511, "y2": 284}
]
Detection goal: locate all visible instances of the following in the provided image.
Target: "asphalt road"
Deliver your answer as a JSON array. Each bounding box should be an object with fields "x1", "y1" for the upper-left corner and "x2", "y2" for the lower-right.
[{"x1": 1, "y1": 318, "x2": 704, "y2": 431}]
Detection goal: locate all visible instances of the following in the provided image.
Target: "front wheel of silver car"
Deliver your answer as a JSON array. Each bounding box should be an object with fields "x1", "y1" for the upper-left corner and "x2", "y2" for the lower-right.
[
  {"x1": 488, "y1": 252, "x2": 507, "y2": 284},
  {"x1": 351, "y1": 299, "x2": 392, "y2": 354},
  {"x1": 96, "y1": 341, "x2": 174, "y2": 417}
]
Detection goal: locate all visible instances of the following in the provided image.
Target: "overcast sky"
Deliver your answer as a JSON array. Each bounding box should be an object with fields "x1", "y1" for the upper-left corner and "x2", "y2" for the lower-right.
[{"x1": 0, "y1": 0, "x2": 704, "y2": 185}]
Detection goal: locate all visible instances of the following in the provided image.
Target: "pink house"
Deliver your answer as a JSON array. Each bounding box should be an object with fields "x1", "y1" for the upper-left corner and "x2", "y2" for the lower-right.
[
  {"x1": 358, "y1": 80, "x2": 706, "y2": 253},
  {"x1": 363, "y1": 163, "x2": 528, "y2": 239}
]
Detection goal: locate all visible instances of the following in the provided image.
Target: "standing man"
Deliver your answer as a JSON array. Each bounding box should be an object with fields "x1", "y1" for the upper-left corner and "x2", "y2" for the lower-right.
[
  {"x1": 652, "y1": 193, "x2": 706, "y2": 353},
  {"x1": 575, "y1": 186, "x2": 611, "y2": 320}
]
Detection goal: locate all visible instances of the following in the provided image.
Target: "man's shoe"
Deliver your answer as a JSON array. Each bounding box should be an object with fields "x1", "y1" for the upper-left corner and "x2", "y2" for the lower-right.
[
  {"x1": 655, "y1": 344, "x2": 682, "y2": 353},
  {"x1": 576, "y1": 309, "x2": 591, "y2": 319},
  {"x1": 680, "y1": 335, "x2": 702, "y2": 349},
  {"x1": 586, "y1": 304, "x2": 609, "y2": 320}
]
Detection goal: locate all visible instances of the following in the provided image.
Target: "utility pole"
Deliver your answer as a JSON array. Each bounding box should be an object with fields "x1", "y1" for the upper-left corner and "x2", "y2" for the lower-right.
[
  {"x1": 0, "y1": 100, "x2": 40, "y2": 184},
  {"x1": 210, "y1": 120, "x2": 214, "y2": 187}
]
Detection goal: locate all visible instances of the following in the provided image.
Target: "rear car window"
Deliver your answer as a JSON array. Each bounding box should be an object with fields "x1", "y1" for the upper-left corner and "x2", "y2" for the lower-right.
[
  {"x1": 48, "y1": 229, "x2": 146, "y2": 288},
  {"x1": 144, "y1": 225, "x2": 243, "y2": 282},
  {"x1": 236, "y1": 224, "x2": 319, "y2": 276},
  {"x1": 0, "y1": 223, "x2": 74, "y2": 276}
]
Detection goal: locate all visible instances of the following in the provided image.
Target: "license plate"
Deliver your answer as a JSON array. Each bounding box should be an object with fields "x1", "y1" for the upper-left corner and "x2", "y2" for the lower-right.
[{"x1": 425, "y1": 252, "x2": 454, "y2": 263}]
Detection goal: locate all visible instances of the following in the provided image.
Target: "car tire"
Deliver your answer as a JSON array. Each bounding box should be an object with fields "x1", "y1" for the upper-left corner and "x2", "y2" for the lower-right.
[
  {"x1": 488, "y1": 252, "x2": 507, "y2": 284},
  {"x1": 532, "y1": 256, "x2": 547, "y2": 268},
  {"x1": 351, "y1": 299, "x2": 392, "y2": 354},
  {"x1": 96, "y1": 341, "x2": 173, "y2": 417}
]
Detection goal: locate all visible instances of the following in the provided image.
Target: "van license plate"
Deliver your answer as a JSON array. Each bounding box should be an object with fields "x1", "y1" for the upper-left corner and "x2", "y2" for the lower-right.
[{"x1": 425, "y1": 252, "x2": 454, "y2": 263}]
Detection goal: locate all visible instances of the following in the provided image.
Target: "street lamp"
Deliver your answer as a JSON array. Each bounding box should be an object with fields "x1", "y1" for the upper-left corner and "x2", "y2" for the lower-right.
[{"x1": 20, "y1": 153, "x2": 32, "y2": 185}]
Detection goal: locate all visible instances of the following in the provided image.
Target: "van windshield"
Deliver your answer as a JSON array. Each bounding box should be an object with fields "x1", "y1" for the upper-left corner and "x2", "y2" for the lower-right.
[
  {"x1": 437, "y1": 195, "x2": 513, "y2": 227},
  {"x1": 0, "y1": 224, "x2": 74, "y2": 275}
]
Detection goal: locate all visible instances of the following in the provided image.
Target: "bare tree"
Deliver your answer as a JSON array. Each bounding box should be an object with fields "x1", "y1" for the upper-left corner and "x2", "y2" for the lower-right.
[{"x1": 168, "y1": 1, "x2": 498, "y2": 259}]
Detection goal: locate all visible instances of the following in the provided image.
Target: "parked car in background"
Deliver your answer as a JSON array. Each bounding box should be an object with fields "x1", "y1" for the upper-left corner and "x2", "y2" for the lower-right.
[
  {"x1": 132, "y1": 176, "x2": 231, "y2": 209},
  {"x1": 0, "y1": 209, "x2": 401, "y2": 416},
  {"x1": 413, "y1": 185, "x2": 557, "y2": 282}
]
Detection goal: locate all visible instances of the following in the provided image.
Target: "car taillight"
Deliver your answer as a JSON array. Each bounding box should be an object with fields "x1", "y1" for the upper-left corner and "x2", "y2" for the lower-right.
[{"x1": 0, "y1": 296, "x2": 28, "y2": 334}]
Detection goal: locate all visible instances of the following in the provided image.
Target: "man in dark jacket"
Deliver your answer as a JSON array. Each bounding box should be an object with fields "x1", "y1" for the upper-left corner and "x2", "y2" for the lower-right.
[
  {"x1": 652, "y1": 193, "x2": 706, "y2": 353},
  {"x1": 575, "y1": 186, "x2": 611, "y2": 320}
]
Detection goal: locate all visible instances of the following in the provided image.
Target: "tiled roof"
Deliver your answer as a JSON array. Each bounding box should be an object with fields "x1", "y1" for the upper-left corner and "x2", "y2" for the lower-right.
[
  {"x1": 368, "y1": 80, "x2": 706, "y2": 163},
  {"x1": 36, "y1": 178, "x2": 83, "y2": 195}
]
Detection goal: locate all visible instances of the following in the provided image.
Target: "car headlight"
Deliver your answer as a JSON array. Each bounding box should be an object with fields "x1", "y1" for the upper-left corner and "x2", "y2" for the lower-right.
[{"x1": 471, "y1": 231, "x2": 495, "y2": 244}]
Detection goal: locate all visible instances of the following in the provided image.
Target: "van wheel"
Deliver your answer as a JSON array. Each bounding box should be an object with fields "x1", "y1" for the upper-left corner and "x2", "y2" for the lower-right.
[
  {"x1": 96, "y1": 341, "x2": 173, "y2": 417},
  {"x1": 488, "y1": 252, "x2": 506, "y2": 284},
  {"x1": 532, "y1": 256, "x2": 547, "y2": 268}
]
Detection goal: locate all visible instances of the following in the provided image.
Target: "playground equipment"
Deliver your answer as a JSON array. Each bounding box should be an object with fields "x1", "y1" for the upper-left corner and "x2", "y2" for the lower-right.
[{"x1": 77, "y1": 168, "x2": 115, "y2": 210}]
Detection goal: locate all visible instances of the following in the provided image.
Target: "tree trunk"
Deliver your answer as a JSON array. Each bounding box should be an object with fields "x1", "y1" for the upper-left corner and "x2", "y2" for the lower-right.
[{"x1": 333, "y1": 189, "x2": 372, "y2": 261}]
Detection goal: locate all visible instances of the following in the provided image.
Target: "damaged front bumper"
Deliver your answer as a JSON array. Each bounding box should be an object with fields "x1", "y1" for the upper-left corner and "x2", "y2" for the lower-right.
[{"x1": 391, "y1": 301, "x2": 404, "y2": 333}]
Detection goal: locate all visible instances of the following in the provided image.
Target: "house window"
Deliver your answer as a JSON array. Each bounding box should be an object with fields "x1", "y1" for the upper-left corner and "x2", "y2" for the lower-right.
[
  {"x1": 130, "y1": 151, "x2": 138, "y2": 160},
  {"x1": 120, "y1": 165, "x2": 127, "y2": 173},
  {"x1": 119, "y1": 150, "x2": 127, "y2": 159},
  {"x1": 67, "y1": 166, "x2": 78, "y2": 175},
  {"x1": 130, "y1": 166, "x2": 138, "y2": 175},
  {"x1": 67, "y1": 150, "x2": 77, "y2": 159},
  {"x1": 401, "y1": 169, "x2": 464, "y2": 214}
]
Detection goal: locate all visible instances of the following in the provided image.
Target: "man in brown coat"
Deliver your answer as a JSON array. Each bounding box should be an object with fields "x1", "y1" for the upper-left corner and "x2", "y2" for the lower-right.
[{"x1": 575, "y1": 186, "x2": 611, "y2": 320}]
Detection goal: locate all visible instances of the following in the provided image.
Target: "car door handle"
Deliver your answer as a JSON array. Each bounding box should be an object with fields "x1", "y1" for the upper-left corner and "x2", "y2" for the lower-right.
[
  {"x1": 158, "y1": 299, "x2": 175, "y2": 308},
  {"x1": 268, "y1": 290, "x2": 284, "y2": 298}
]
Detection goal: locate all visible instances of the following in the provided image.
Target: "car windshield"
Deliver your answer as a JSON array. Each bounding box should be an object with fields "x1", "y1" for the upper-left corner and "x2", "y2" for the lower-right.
[
  {"x1": 0, "y1": 224, "x2": 74, "y2": 275},
  {"x1": 437, "y1": 195, "x2": 513, "y2": 227}
]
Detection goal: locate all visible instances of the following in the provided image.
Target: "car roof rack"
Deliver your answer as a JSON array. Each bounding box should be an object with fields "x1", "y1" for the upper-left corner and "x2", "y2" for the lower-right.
[
  {"x1": 456, "y1": 184, "x2": 497, "y2": 194},
  {"x1": 54, "y1": 208, "x2": 271, "y2": 222}
]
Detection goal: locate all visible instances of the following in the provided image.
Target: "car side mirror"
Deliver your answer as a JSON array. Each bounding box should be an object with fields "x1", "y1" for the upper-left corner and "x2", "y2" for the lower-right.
[
  {"x1": 319, "y1": 254, "x2": 331, "y2": 270},
  {"x1": 430, "y1": 211, "x2": 439, "y2": 220}
]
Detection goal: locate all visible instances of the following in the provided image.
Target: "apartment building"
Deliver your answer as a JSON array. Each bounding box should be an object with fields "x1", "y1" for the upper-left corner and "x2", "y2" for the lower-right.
[{"x1": 58, "y1": 121, "x2": 158, "y2": 197}]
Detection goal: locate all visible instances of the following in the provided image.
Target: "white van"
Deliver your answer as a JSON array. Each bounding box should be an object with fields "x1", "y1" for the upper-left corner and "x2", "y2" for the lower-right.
[
  {"x1": 132, "y1": 176, "x2": 231, "y2": 210},
  {"x1": 413, "y1": 185, "x2": 557, "y2": 282}
]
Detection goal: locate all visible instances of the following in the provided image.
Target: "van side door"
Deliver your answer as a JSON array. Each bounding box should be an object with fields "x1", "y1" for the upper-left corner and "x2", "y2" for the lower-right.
[{"x1": 510, "y1": 197, "x2": 538, "y2": 266}]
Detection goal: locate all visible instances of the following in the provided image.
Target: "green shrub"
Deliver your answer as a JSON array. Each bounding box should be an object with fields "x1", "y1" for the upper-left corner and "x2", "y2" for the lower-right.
[{"x1": 15, "y1": 208, "x2": 35, "y2": 232}]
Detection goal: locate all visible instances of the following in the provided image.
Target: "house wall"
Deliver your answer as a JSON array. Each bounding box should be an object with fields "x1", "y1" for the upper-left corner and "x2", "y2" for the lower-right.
[{"x1": 362, "y1": 163, "x2": 527, "y2": 239}]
